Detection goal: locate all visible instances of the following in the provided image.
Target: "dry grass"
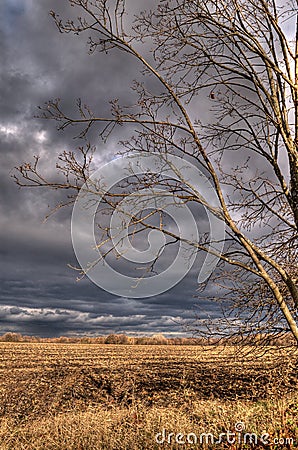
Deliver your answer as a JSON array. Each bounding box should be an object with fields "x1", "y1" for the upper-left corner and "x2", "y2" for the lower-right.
[{"x1": 0, "y1": 343, "x2": 297, "y2": 449}]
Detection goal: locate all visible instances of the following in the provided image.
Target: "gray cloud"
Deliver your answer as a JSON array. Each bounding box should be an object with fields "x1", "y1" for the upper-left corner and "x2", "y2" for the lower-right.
[{"x1": 0, "y1": 0, "x2": 221, "y2": 337}]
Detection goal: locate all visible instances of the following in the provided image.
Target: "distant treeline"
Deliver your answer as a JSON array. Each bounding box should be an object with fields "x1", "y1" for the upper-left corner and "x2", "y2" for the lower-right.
[
  {"x1": 0, "y1": 332, "x2": 206, "y2": 345},
  {"x1": 0, "y1": 332, "x2": 204, "y2": 345},
  {"x1": 0, "y1": 332, "x2": 293, "y2": 346}
]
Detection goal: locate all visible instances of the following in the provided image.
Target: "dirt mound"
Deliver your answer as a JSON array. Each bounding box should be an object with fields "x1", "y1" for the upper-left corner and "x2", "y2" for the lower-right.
[{"x1": 0, "y1": 366, "x2": 113, "y2": 420}]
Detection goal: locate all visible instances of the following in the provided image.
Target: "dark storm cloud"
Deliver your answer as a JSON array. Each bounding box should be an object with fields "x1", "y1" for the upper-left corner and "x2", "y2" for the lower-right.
[{"x1": 0, "y1": 0, "x2": 219, "y2": 337}]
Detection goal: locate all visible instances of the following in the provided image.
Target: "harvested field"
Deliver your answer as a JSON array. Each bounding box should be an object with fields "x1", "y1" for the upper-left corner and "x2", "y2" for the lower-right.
[{"x1": 0, "y1": 343, "x2": 297, "y2": 449}]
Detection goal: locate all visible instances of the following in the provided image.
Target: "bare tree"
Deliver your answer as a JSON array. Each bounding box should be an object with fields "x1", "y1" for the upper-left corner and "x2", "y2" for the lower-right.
[{"x1": 14, "y1": 0, "x2": 298, "y2": 344}]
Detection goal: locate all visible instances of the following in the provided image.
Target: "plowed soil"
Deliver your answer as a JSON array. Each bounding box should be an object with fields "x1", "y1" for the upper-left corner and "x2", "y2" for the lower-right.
[{"x1": 0, "y1": 344, "x2": 297, "y2": 422}]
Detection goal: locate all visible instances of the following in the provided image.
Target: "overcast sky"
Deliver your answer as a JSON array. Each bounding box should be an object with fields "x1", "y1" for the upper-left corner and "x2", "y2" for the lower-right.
[{"x1": 0, "y1": 0, "x2": 225, "y2": 337}]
